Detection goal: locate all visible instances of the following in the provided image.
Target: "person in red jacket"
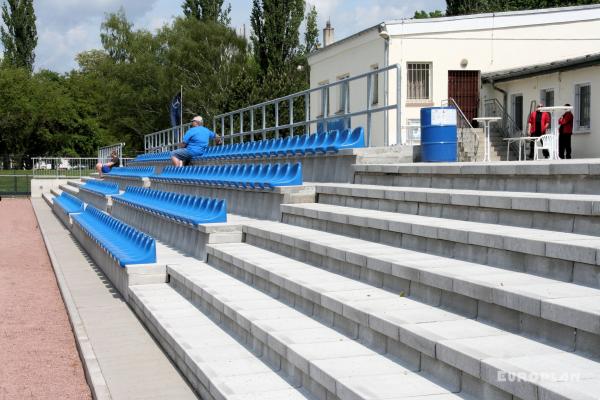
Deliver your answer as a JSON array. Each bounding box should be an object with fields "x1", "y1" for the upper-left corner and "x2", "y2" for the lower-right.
[
  {"x1": 527, "y1": 103, "x2": 551, "y2": 159},
  {"x1": 558, "y1": 104, "x2": 574, "y2": 159}
]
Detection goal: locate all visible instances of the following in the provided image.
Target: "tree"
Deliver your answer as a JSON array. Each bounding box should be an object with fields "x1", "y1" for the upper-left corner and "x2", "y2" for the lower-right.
[
  {"x1": 100, "y1": 9, "x2": 134, "y2": 63},
  {"x1": 182, "y1": 0, "x2": 231, "y2": 25},
  {"x1": 304, "y1": 5, "x2": 320, "y2": 53},
  {"x1": 446, "y1": 0, "x2": 600, "y2": 16},
  {"x1": 414, "y1": 10, "x2": 444, "y2": 19},
  {"x1": 0, "y1": 0, "x2": 37, "y2": 72},
  {"x1": 250, "y1": 0, "x2": 306, "y2": 74}
]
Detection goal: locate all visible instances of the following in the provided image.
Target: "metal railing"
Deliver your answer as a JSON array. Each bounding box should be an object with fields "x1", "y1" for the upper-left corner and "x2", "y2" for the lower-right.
[
  {"x1": 441, "y1": 98, "x2": 480, "y2": 162},
  {"x1": 144, "y1": 64, "x2": 403, "y2": 153},
  {"x1": 98, "y1": 143, "x2": 125, "y2": 164},
  {"x1": 32, "y1": 157, "x2": 134, "y2": 178},
  {"x1": 484, "y1": 98, "x2": 524, "y2": 158},
  {"x1": 0, "y1": 173, "x2": 32, "y2": 195}
]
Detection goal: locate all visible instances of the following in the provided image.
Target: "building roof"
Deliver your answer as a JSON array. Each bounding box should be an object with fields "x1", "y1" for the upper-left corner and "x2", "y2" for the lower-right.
[
  {"x1": 481, "y1": 53, "x2": 600, "y2": 83},
  {"x1": 309, "y1": 4, "x2": 600, "y2": 58}
]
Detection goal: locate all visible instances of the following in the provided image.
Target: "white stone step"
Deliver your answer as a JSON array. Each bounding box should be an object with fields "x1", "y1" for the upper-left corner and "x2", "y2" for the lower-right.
[
  {"x1": 167, "y1": 263, "x2": 469, "y2": 400},
  {"x1": 315, "y1": 183, "x2": 600, "y2": 236},
  {"x1": 281, "y1": 203, "x2": 600, "y2": 271},
  {"x1": 58, "y1": 183, "x2": 78, "y2": 196},
  {"x1": 42, "y1": 192, "x2": 54, "y2": 207},
  {"x1": 206, "y1": 241, "x2": 600, "y2": 400},
  {"x1": 50, "y1": 187, "x2": 62, "y2": 197},
  {"x1": 129, "y1": 283, "x2": 315, "y2": 400},
  {"x1": 240, "y1": 222, "x2": 600, "y2": 343},
  {"x1": 67, "y1": 179, "x2": 83, "y2": 188}
]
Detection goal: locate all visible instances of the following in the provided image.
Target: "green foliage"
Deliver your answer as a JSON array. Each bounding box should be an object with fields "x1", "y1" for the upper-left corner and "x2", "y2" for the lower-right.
[
  {"x1": 304, "y1": 5, "x2": 320, "y2": 53},
  {"x1": 1, "y1": 0, "x2": 37, "y2": 72},
  {"x1": 413, "y1": 10, "x2": 444, "y2": 18},
  {"x1": 182, "y1": 0, "x2": 231, "y2": 25},
  {"x1": 446, "y1": 0, "x2": 600, "y2": 15}
]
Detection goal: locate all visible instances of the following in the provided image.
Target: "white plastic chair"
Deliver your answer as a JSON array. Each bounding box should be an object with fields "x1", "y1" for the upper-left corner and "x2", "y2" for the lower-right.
[{"x1": 533, "y1": 134, "x2": 554, "y2": 160}]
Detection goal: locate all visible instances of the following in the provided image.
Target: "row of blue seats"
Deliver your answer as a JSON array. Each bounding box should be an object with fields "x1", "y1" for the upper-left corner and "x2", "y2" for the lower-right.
[
  {"x1": 201, "y1": 127, "x2": 364, "y2": 160},
  {"x1": 54, "y1": 192, "x2": 85, "y2": 214},
  {"x1": 152, "y1": 163, "x2": 302, "y2": 189},
  {"x1": 72, "y1": 206, "x2": 156, "y2": 266},
  {"x1": 113, "y1": 187, "x2": 227, "y2": 225},
  {"x1": 130, "y1": 127, "x2": 364, "y2": 163},
  {"x1": 80, "y1": 180, "x2": 120, "y2": 196},
  {"x1": 106, "y1": 166, "x2": 155, "y2": 177}
]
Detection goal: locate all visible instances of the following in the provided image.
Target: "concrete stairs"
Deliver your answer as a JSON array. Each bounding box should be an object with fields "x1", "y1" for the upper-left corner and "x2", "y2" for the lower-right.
[{"x1": 473, "y1": 131, "x2": 504, "y2": 162}]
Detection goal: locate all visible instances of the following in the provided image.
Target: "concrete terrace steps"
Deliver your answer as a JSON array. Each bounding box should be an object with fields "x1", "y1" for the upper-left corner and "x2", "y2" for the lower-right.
[
  {"x1": 240, "y1": 222, "x2": 600, "y2": 344},
  {"x1": 58, "y1": 183, "x2": 79, "y2": 196},
  {"x1": 314, "y1": 183, "x2": 600, "y2": 236},
  {"x1": 167, "y1": 263, "x2": 472, "y2": 400},
  {"x1": 280, "y1": 203, "x2": 600, "y2": 281},
  {"x1": 205, "y1": 241, "x2": 600, "y2": 400},
  {"x1": 128, "y1": 284, "x2": 316, "y2": 400},
  {"x1": 353, "y1": 160, "x2": 600, "y2": 194}
]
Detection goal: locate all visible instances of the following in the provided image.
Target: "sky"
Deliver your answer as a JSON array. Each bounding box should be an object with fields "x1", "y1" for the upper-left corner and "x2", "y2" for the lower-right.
[{"x1": 27, "y1": 0, "x2": 446, "y2": 73}]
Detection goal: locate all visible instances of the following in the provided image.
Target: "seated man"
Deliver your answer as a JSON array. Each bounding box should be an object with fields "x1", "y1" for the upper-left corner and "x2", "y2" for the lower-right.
[
  {"x1": 171, "y1": 116, "x2": 221, "y2": 167},
  {"x1": 95, "y1": 150, "x2": 120, "y2": 178}
]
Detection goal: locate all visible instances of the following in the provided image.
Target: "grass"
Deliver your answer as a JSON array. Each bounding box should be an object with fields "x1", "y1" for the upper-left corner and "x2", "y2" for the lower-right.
[{"x1": 0, "y1": 175, "x2": 32, "y2": 194}]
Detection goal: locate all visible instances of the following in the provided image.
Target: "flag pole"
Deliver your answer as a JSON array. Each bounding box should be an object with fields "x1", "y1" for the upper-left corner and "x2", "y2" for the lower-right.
[{"x1": 180, "y1": 85, "x2": 183, "y2": 141}]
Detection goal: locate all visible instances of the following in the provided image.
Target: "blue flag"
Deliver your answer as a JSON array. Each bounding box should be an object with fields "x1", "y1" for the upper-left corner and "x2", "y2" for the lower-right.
[{"x1": 170, "y1": 92, "x2": 182, "y2": 127}]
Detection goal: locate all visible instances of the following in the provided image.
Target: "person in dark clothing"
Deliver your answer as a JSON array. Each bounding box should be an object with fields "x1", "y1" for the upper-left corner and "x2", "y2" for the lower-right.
[
  {"x1": 558, "y1": 104, "x2": 574, "y2": 159},
  {"x1": 96, "y1": 150, "x2": 120, "y2": 178},
  {"x1": 527, "y1": 103, "x2": 551, "y2": 159}
]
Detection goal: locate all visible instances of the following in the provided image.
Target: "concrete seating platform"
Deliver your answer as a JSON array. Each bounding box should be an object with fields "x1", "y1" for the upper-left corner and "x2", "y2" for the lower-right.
[
  {"x1": 205, "y1": 241, "x2": 600, "y2": 400},
  {"x1": 316, "y1": 183, "x2": 600, "y2": 236},
  {"x1": 129, "y1": 284, "x2": 315, "y2": 400},
  {"x1": 78, "y1": 180, "x2": 120, "y2": 211},
  {"x1": 52, "y1": 192, "x2": 85, "y2": 227},
  {"x1": 240, "y1": 221, "x2": 600, "y2": 351},
  {"x1": 354, "y1": 160, "x2": 600, "y2": 194},
  {"x1": 281, "y1": 202, "x2": 600, "y2": 284},
  {"x1": 104, "y1": 166, "x2": 155, "y2": 190},
  {"x1": 166, "y1": 263, "x2": 470, "y2": 400}
]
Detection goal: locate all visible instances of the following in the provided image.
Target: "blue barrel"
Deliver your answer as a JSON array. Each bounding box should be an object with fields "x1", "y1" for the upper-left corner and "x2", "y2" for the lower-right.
[{"x1": 420, "y1": 107, "x2": 458, "y2": 162}]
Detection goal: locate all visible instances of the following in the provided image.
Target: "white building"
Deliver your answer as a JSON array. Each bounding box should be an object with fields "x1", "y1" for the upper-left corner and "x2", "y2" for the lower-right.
[{"x1": 308, "y1": 4, "x2": 600, "y2": 150}]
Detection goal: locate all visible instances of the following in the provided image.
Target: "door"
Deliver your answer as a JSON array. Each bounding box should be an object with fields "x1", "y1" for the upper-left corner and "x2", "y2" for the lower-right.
[{"x1": 448, "y1": 70, "x2": 480, "y2": 124}]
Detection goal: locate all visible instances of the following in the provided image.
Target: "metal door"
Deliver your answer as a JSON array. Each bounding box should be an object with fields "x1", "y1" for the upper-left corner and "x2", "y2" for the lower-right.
[{"x1": 448, "y1": 70, "x2": 480, "y2": 123}]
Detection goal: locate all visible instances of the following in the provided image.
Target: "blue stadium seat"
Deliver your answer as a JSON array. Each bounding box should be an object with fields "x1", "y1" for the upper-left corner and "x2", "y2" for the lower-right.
[
  {"x1": 72, "y1": 206, "x2": 156, "y2": 266},
  {"x1": 106, "y1": 166, "x2": 156, "y2": 177},
  {"x1": 80, "y1": 180, "x2": 120, "y2": 196},
  {"x1": 113, "y1": 187, "x2": 227, "y2": 225},
  {"x1": 153, "y1": 162, "x2": 302, "y2": 189},
  {"x1": 337, "y1": 126, "x2": 365, "y2": 150},
  {"x1": 54, "y1": 192, "x2": 85, "y2": 214}
]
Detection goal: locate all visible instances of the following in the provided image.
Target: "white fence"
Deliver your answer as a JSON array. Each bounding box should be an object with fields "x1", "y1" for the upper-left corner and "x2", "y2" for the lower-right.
[
  {"x1": 32, "y1": 157, "x2": 133, "y2": 178},
  {"x1": 98, "y1": 143, "x2": 125, "y2": 164}
]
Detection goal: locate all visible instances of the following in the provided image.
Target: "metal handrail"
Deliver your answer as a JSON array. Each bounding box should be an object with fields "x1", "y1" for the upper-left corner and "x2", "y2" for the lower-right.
[
  {"x1": 441, "y1": 98, "x2": 480, "y2": 161},
  {"x1": 144, "y1": 64, "x2": 403, "y2": 153},
  {"x1": 98, "y1": 143, "x2": 125, "y2": 164}
]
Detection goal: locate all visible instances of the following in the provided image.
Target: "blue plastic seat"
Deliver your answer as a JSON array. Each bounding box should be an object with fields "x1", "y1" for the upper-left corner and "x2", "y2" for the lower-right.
[
  {"x1": 54, "y1": 192, "x2": 85, "y2": 214},
  {"x1": 316, "y1": 130, "x2": 339, "y2": 154},
  {"x1": 338, "y1": 126, "x2": 365, "y2": 150},
  {"x1": 72, "y1": 206, "x2": 156, "y2": 266},
  {"x1": 80, "y1": 180, "x2": 120, "y2": 196},
  {"x1": 106, "y1": 167, "x2": 156, "y2": 177},
  {"x1": 113, "y1": 186, "x2": 226, "y2": 225},
  {"x1": 276, "y1": 137, "x2": 293, "y2": 156}
]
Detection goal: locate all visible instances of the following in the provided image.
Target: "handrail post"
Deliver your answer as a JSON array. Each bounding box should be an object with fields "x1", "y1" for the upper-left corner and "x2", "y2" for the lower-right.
[
  {"x1": 221, "y1": 116, "x2": 225, "y2": 144},
  {"x1": 396, "y1": 66, "x2": 402, "y2": 145},
  {"x1": 366, "y1": 73, "x2": 372, "y2": 147},
  {"x1": 250, "y1": 108, "x2": 255, "y2": 142},
  {"x1": 229, "y1": 114, "x2": 234, "y2": 144},
  {"x1": 240, "y1": 111, "x2": 244, "y2": 143},
  {"x1": 289, "y1": 98, "x2": 294, "y2": 137},
  {"x1": 262, "y1": 105, "x2": 266, "y2": 140},
  {"x1": 275, "y1": 102, "x2": 279, "y2": 139},
  {"x1": 304, "y1": 93, "x2": 310, "y2": 135}
]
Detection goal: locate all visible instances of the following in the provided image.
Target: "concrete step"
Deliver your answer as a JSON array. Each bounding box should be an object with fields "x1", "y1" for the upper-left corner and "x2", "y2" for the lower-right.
[
  {"x1": 42, "y1": 192, "x2": 54, "y2": 207},
  {"x1": 280, "y1": 203, "x2": 600, "y2": 286},
  {"x1": 353, "y1": 160, "x2": 600, "y2": 195},
  {"x1": 50, "y1": 187, "x2": 62, "y2": 197},
  {"x1": 67, "y1": 179, "x2": 83, "y2": 188},
  {"x1": 129, "y1": 284, "x2": 315, "y2": 400},
  {"x1": 206, "y1": 241, "x2": 600, "y2": 400},
  {"x1": 58, "y1": 183, "x2": 78, "y2": 196},
  {"x1": 315, "y1": 183, "x2": 600, "y2": 236},
  {"x1": 241, "y1": 222, "x2": 600, "y2": 353},
  {"x1": 167, "y1": 263, "x2": 469, "y2": 400}
]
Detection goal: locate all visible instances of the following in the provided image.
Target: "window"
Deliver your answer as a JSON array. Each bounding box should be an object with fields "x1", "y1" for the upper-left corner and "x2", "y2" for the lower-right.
[
  {"x1": 511, "y1": 94, "x2": 523, "y2": 133},
  {"x1": 575, "y1": 83, "x2": 591, "y2": 131},
  {"x1": 370, "y1": 65, "x2": 379, "y2": 105},
  {"x1": 318, "y1": 80, "x2": 329, "y2": 117},
  {"x1": 540, "y1": 88, "x2": 555, "y2": 107},
  {"x1": 407, "y1": 62, "x2": 432, "y2": 101},
  {"x1": 407, "y1": 119, "x2": 421, "y2": 143},
  {"x1": 337, "y1": 74, "x2": 349, "y2": 113}
]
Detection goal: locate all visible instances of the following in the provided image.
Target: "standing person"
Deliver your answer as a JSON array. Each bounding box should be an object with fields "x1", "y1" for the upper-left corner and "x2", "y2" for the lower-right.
[
  {"x1": 527, "y1": 103, "x2": 551, "y2": 159},
  {"x1": 558, "y1": 104, "x2": 574, "y2": 159},
  {"x1": 171, "y1": 116, "x2": 221, "y2": 167},
  {"x1": 95, "y1": 150, "x2": 120, "y2": 178}
]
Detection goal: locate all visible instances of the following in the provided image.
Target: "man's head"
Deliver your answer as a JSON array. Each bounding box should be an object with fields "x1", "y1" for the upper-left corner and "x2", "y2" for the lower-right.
[
  {"x1": 565, "y1": 103, "x2": 571, "y2": 107},
  {"x1": 537, "y1": 102, "x2": 544, "y2": 109},
  {"x1": 111, "y1": 150, "x2": 117, "y2": 157},
  {"x1": 191, "y1": 116, "x2": 204, "y2": 127}
]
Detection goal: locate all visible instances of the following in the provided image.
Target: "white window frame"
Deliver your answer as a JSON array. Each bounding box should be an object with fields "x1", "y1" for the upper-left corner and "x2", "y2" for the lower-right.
[
  {"x1": 540, "y1": 88, "x2": 555, "y2": 107},
  {"x1": 407, "y1": 62, "x2": 432, "y2": 102},
  {"x1": 337, "y1": 73, "x2": 350, "y2": 114},
  {"x1": 574, "y1": 82, "x2": 591, "y2": 133},
  {"x1": 370, "y1": 64, "x2": 379, "y2": 105},
  {"x1": 406, "y1": 118, "x2": 421, "y2": 144}
]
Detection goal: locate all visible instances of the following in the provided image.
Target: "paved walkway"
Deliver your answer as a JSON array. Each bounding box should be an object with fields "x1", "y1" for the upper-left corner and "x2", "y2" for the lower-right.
[
  {"x1": 31, "y1": 198, "x2": 197, "y2": 400},
  {"x1": 0, "y1": 198, "x2": 91, "y2": 399}
]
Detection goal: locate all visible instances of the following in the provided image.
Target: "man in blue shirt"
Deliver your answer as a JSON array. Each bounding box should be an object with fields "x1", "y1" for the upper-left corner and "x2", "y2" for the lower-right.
[{"x1": 171, "y1": 116, "x2": 221, "y2": 167}]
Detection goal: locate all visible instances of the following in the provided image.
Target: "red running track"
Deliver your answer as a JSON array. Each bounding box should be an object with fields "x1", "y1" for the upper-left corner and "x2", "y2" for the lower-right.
[{"x1": 0, "y1": 198, "x2": 91, "y2": 399}]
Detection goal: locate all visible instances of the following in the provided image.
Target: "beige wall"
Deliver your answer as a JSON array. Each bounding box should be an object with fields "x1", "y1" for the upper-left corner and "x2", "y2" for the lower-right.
[
  {"x1": 309, "y1": 6, "x2": 600, "y2": 146},
  {"x1": 483, "y1": 65, "x2": 598, "y2": 158}
]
